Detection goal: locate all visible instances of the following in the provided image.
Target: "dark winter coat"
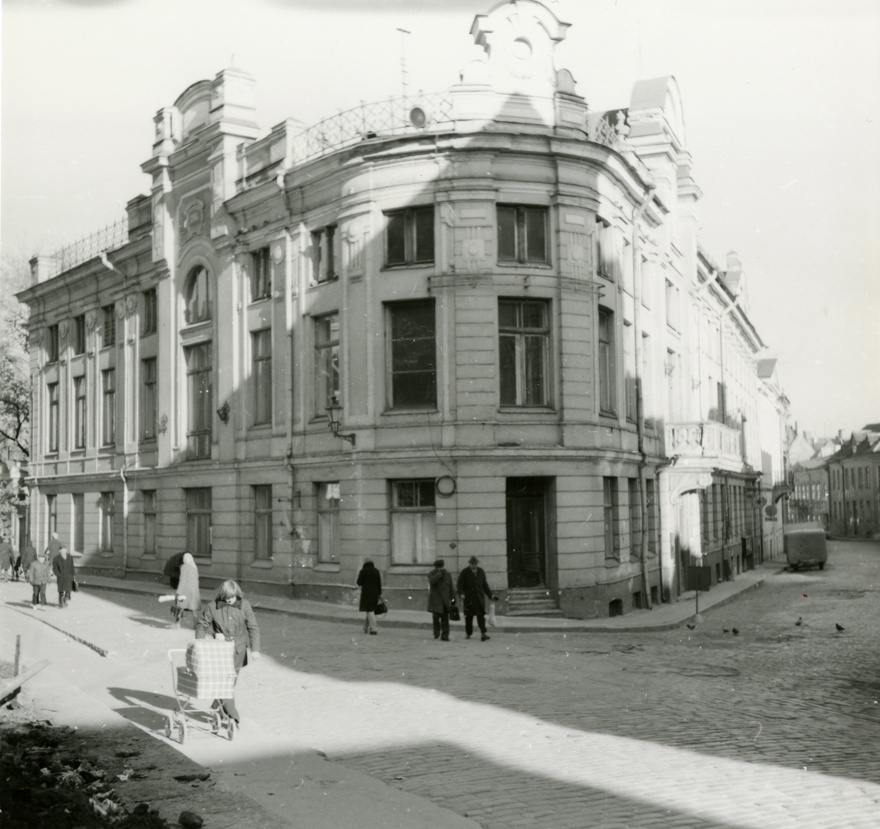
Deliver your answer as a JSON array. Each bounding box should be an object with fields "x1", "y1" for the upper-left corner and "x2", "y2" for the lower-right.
[
  {"x1": 356, "y1": 562, "x2": 382, "y2": 612},
  {"x1": 195, "y1": 598, "x2": 260, "y2": 672},
  {"x1": 28, "y1": 558, "x2": 52, "y2": 586},
  {"x1": 20, "y1": 545, "x2": 37, "y2": 574},
  {"x1": 52, "y1": 553, "x2": 76, "y2": 593},
  {"x1": 457, "y1": 566, "x2": 494, "y2": 615},
  {"x1": 427, "y1": 568, "x2": 455, "y2": 614},
  {"x1": 163, "y1": 552, "x2": 186, "y2": 590}
]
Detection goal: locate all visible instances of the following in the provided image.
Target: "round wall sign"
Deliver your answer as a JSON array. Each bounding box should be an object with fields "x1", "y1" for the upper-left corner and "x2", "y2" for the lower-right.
[{"x1": 435, "y1": 476, "x2": 456, "y2": 497}]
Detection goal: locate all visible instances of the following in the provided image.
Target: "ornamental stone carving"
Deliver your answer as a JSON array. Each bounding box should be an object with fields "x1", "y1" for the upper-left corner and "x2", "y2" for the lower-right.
[
  {"x1": 181, "y1": 196, "x2": 207, "y2": 242},
  {"x1": 125, "y1": 294, "x2": 138, "y2": 317},
  {"x1": 85, "y1": 310, "x2": 98, "y2": 331}
]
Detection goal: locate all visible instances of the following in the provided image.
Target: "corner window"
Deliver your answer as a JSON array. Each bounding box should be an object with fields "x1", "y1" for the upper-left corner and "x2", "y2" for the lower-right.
[
  {"x1": 499, "y1": 299, "x2": 550, "y2": 407},
  {"x1": 73, "y1": 315, "x2": 87, "y2": 355},
  {"x1": 253, "y1": 485, "x2": 273, "y2": 560},
  {"x1": 387, "y1": 300, "x2": 436, "y2": 409},
  {"x1": 317, "y1": 482, "x2": 340, "y2": 563},
  {"x1": 46, "y1": 324, "x2": 59, "y2": 363},
  {"x1": 102, "y1": 305, "x2": 116, "y2": 346},
  {"x1": 598, "y1": 307, "x2": 616, "y2": 415},
  {"x1": 250, "y1": 248, "x2": 272, "y2": 301},
  {"x1": 184, "y1": 266, "x2": 213, "y2": 324},
  {"x1": 498, "y1": 205, "x2": 548, "y2": 264},
  {"x1": 315, "y1": 314, "x2": 340, "y2": 414},
  {"x1": 311, "y1": 226, "x2": 337, "y2": 283},
  {"x1": 596, "y1": 220, "x2": 614, "y2": 280},
  {"x1": 142, "y1": 288, "x2": 158, "y2": 336},
  {"x1": 385, "y1": 207, "x2": 434, "y2": 266},
  {"x1": 252, "y1": 329, "x2": 272, "y2": 426},
  {"x1": 391, "y1": 480, "x2": 436, "y2": 564},
  {"x1": 185, "y1": 488, "x2": 212, "y2": 559}
]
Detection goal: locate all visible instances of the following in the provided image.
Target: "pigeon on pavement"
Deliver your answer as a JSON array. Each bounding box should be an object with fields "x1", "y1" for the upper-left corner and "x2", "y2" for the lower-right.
[
  {"x1": 795, "y1": 617, "x2": 803, "y2": 626},
  {"x1": 732, "y1": 628, "x2": 740, "y2": 635},
  {"x1": 835, "y1": 623, "x2": 845, "y2": 632}
]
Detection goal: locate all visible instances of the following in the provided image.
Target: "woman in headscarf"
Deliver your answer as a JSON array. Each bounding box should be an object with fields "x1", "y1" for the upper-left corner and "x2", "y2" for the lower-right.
[{"x1": 174, "y1": 552, "x2": 201, "y2": 627}]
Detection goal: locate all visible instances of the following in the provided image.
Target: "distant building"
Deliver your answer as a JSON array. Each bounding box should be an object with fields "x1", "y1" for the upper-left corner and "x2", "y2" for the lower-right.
[
  {"x1": 826, "y1": 428, "x2": 880, "y2": 538},
  {"x1": 17, "y1": 0, "x2": 790, "y2": 616}
]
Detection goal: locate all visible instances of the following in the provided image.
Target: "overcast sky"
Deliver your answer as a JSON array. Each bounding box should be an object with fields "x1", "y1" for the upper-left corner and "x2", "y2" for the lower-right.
[{"x1": 2, "y1": 0, "x2": 878, "y2": 437}]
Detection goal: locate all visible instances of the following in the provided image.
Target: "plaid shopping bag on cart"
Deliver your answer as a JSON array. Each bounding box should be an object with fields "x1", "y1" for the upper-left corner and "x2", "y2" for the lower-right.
[{"x1": 177, "y1": 639, "x2": 236, "y2": 699}]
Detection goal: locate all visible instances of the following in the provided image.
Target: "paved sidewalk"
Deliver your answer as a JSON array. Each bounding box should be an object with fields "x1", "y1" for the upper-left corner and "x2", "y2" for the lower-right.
[{"x1": 73, "y1": 561, "x2": 770, "y2": 634}]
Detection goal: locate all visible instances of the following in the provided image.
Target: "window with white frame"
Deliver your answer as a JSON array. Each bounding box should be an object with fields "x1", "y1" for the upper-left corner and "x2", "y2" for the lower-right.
[
  {"x1": 74, "y1": 315, "x2": 87, "y2": 355},
  {"x1": 311, "y1": 226, "x2": 337, "y2": 283},
  {"x1": 603, "y1": 477, "x2": 618, "y2": 560},
  {"x1": 253, "y1": 485, "x2": 272, "y2": 559},
  {"x1": 385, "y1": 207, "x2": 434, "y2": 266},
  {"x1": 499, "y1": 299, "x2": 550, "y2": 406},
  {"x1": 100, "y1": 491, "x2": 114, "y2": 552},
  {"x1": 141, "y1": 358, "x2": 157, "y2": 441},
  {"x1": 317, "y1": 482, "x2": 340, "y2": 563},
  {"x1": 628, "y1": 478, "x2": 641, "y2": 558},
  {"x1": 185, "y1": 488, "x2": 212, "y2": 559},
  {"x1": 498, "y1": 205, "x2": 548, "y2": 264},
  {"x1": 598, "y1": 307, "x2": 616, "y2": 415},
  {"x1": 387, "y1": 300, "x2": 436, "y2": 409},
  {"x1": 391, "y1": 480, "x2": 436, "y2": 564},
  {"x1": 101, "y1": 369, "x2": 116, "y2": 446},
  {"x1": 102, "y1": 305, "x2": 116, "y2": 346},
  {"x1": 46, "y1": 324, "x2": 59, "y2": 364},
  {"x1": 46, "y1": 494, "x2": 57, "y2": 537},
  {"x1": 596, "y1": 221, "x2": 615, "y2": 280},
  {"x1": 184, "y1": 266, "x2": 212, "y2": 324},
  {"x1": 185, "y1": 342, "x2": 212, "y2": 459},
  {"x1": 47, "y1": 382, "x2": 59, "y2": 453},
  {"x1": 314, "y1": 314, "x2": 340, "y2": 414},
  {"x1": 624, "y1": 320, "x2": 637, "y2": 422},
  {"x1": 142, "y1": 288, "x2": 158, "y2": 336},
  {"x1": 252, "y1": 329, "x2": 272, "y2": 426},
  {"x1": 143, "y1": 490, "x2": 156, "y2": 555},
  {"x1": 73, "y1": 493, "x2": 84, "y2": 554}
]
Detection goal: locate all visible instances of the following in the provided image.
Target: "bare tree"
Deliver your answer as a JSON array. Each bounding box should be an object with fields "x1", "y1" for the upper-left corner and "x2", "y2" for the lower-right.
[{"x1": 0, "y1": 253, "x2": 31, "y2": 460}]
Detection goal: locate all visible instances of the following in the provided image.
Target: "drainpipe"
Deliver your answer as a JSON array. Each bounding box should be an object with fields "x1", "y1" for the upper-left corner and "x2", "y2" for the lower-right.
[{"x1": 632, "y1": 184, "x2": 655, "y2": 608}]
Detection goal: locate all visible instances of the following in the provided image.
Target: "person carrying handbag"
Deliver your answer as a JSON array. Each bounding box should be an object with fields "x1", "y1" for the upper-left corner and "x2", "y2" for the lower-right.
[
  {"x1": 356, "y1": 558, "x2": 382, "y2": 635},
  {"x1": 427, "y1": 559, "x2": 455, "y2": 642}
]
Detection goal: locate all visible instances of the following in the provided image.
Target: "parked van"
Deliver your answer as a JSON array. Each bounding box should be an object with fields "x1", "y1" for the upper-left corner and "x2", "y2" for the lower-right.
[{"x1": 784, "y1": 523, "x2": 828, "y2": 571}]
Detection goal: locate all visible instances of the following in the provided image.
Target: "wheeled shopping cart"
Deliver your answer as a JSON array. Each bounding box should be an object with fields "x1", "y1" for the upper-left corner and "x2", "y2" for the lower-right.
[{"x1": 167, "y1": 640, "x2": 237, "y2": 743}]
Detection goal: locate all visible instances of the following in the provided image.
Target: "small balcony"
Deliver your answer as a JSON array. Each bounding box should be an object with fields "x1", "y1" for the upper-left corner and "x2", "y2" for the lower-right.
[{"x1": 665, "y1": 421, "x2": 742, "y2": 467}]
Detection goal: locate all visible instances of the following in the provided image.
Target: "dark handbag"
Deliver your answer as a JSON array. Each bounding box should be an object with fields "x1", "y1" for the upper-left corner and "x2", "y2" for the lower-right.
[
  {"x1": 71, "y1": 579, "x2": 79, "y2": 592},
  {"x1": 375, "y1": 597, "x2": 388, "y2": 616},
  {"x1": 448, "y1": 598, "x2": 460, "y2": 621}
]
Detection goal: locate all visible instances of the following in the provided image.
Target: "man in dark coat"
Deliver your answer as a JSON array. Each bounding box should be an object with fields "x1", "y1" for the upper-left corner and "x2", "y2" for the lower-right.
[
  {"x1": 427, "y1": 559, "x2": 455, "y2": 642},
  {"x1": 457, "y1": 556, "x2": 497, "y2": 641},
  {"x1": 52, "y1": 545, "x2": 76, "y2": 608},
  {"x1": 356, "y1": 559, "x2": 382, "y2": 635},
  {"x1": 163, "y1": 551, "x2": 187, "y2": 590}
]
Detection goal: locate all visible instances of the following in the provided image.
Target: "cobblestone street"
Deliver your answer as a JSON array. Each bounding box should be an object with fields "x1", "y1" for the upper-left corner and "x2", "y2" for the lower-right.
[{"x1": 3, "y1": 540, "x2": 879, "y2": 828}]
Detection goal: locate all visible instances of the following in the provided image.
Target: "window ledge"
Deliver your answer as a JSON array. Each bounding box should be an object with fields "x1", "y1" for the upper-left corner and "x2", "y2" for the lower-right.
[
  {"x1": 313, "y1": 562, "x2": 341, "y2": 573},
  {"x1": 193, "y1": 558, "x2": 212, "y2": 567},
  {"x1": 387, "y1": 564, "x2": 433, "y2": 575},
  {"x1": 249, "y1": 558, "x2": 274, "y2": 569},
  {"x1": 380, "y1": 263, "x2": 435, "y2": 272},
  {"x1": 497, "y1": 406, "x2": 556, "y2": 414},
  {"x1": 381, "y1": 408, "x2": 439, "y2": 417},
  {"x1": 496, "y1": 261, "x2": 552, "y2": 269}
]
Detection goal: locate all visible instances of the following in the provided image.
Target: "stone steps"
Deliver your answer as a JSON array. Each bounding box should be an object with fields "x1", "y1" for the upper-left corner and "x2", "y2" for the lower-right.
[{"x1": 506, "y1": 588, "x2": 564, "y2": 617}]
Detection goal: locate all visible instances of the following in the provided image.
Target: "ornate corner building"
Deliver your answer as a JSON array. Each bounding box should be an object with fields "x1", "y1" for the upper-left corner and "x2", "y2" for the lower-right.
[{"x1": 17, "y1": 0, "x2": 789, "y2": 618}]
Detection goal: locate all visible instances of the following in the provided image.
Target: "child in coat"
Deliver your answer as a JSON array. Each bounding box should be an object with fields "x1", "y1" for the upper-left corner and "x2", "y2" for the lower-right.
[{"x1": 28, "y1": 551, "x2": 52, "y2": 610}]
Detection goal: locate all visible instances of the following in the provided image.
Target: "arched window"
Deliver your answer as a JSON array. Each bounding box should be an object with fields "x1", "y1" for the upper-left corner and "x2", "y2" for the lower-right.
[{"x1": 184, "y1": 266, "x2": 212, "y2": 324}]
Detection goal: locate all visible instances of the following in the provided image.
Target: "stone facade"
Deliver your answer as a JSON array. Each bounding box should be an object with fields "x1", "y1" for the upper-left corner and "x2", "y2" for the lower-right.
[{"x1": 18, "y1": 0, "x2": 789, "y2": 617}]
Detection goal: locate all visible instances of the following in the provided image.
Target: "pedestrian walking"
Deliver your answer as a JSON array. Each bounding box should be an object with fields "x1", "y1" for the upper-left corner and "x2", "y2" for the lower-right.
[
  {"x1": 0, "y1": 537, "x2": 13, "y2": 582},
  {"x1": 163, "y1": 551, "x2": 187, "y2": 591},
  {"x1": 44, "y1": 531, "x2": 62, "y2": 564},
  {"x1": 52, "y1": 546, "x2": 76, "y2": 608},
  {"x1": 427, "y1": 559, "x2": 456, "y2": 642},
  {"x1": 174, "y1": 552, "x2": 201, "y2": 627},
  {"x1": 19, "y1": 543, "x2": 37, "y2": 585},
  {"x1": 457, "y1": 556, "x2": 498, "y2": 641},
  {"x1": 28, "y1": 550, "x2": 52, "y2": 610},
  {"x1": 356, "y1": 558, "x2": 383, "y2": 635},
  {"x1": 195, "y1": 580, "x2": 261, "y2": 725}
]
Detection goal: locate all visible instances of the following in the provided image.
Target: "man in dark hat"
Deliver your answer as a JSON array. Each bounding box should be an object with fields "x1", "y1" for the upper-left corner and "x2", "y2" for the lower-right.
[{"x1": 457, "y1": 556, "x2": 497, "y2": 641}]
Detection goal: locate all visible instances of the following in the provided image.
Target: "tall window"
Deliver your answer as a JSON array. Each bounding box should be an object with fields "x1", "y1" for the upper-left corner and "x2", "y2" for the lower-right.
[
  {"x1": 47, "y1": 382, "x2": 59, "y2": 453},
  {"x1": 101, "y1": 369, "x2": 116, "y2": 446},
  {"x1": 628, "y1": 478, "x2": 641, "y2": 558},
  {"x1": 143, "y1": 490, "x2": 157, "y2": 555},
  {"x1": 46, "y1": 324, "x2": 59, "y2": 363},
  {"x1": 185, "y1": 488, "x2": 212, "y2": 559},
  {"x1": 253, "y1": 485, "x2": 273, "y2": 559},
  {"x1": 185, "y1": 342, "x2": 212, "y2": 459},
  {"x1": 184, "y1": 266, "x2": 212, "y2": 324},
  {"x1": 317, "y1": 482, "x2": 340, "y2": 563},
  {"x1": 73, "y1": 315, "x2": 87, "y2": 355},
  {"x1": 388, "y1": 301, "x2": 436, "y2": 409},
  {"x1": 73, "y1": 376, "x2": 87, "y2": 449},
  {"x1": 598, "y1": 307, "x2": 616, "y2": 415},
  {"x1": 624, "y1": 320, "x2": 637, "y2": 422},
  {"x1": 142, "y1": 288, "x2": 158, "y2": 335},
  {"x1": 646, "y1": 478, "x2": 657, "y2": 552},
  {"x1": 102, "y1": 305, "x2": 116, "y2": 346},
  {"x1": 665, "y1": 279, "x2": 680, "y2": 331},
  {"x1": 391, "y1": 480, "x2": 436, "y2": 564},
  {"x1": 252, "y1": 329, "x2": 272, "y2": 426},
  {"x1": 73, "y1": 493, "x2": 84, "y2": 553},
  {"x1": 311, "y1": 226, "x2": 337, "y2": 283},
  {"x1": 250, "y1": 248, "x2": 272, "y2": 301},
  {"x1": 641, "y1": 332, "x2": 652, "y2": 429},
  {"x1": 46, "y1": 494, "x2": 57, "y2": 537},
  {"x1": 498, "y1": 205, "x2": 548, "y2": 264},
  {"x1": 596, "y1": 221, "x2": 614, "y2": 279},
  {"x1": 315, "y1": 314, "x2": 339, "y2": 413},
  {"x1": 100, "y1": 492, "x2": 114, "y2": 552},
  {"x1": 385, "y1": 207, "x2": 434, "y2": 266},
  {"x1": 499, "y1": 299, "x2": 550, "y2": 406},
  {"x1": 603, "y1": 477, "x2": 618, "y2": 559},
  {"x1": 141, "y1": 358, "x2": 157, "y2": 441}
]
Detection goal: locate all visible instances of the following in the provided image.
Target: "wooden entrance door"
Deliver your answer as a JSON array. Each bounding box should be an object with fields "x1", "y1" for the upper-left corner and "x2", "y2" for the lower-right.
[{"x1": 506, "y1": 478, "x2": 547, "y2": 588}]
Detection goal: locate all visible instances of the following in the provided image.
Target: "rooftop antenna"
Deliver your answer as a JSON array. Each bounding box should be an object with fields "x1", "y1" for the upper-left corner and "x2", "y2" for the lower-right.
[{"x1": 397, "y1": 28, "x2": 411, "y2": 99}]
